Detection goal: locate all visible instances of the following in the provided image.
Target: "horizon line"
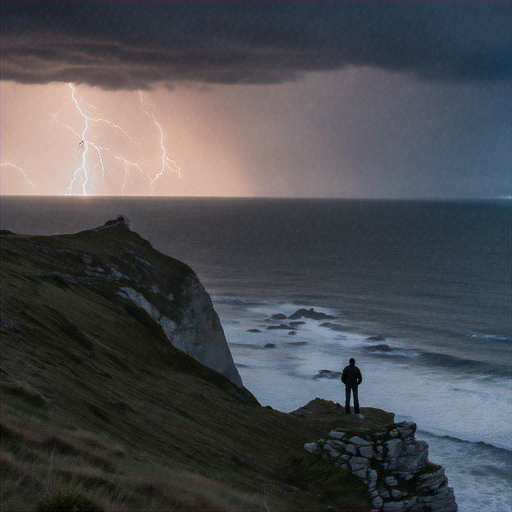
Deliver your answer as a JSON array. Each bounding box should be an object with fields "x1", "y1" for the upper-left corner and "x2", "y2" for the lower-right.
[{"x1": 1, "y1": 194, "x2": 511, "y2": 201}]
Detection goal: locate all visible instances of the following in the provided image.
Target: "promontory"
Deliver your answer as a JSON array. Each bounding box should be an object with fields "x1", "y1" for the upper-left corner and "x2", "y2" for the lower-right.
[{"x1": 1, "y1": 217, "x2": 456, "y2": 511}]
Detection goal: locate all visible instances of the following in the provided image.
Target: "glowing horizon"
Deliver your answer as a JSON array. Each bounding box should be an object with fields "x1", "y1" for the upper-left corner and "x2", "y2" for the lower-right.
[{"x1": 1, "y1": 70, "x2": 510, "y2": 200}]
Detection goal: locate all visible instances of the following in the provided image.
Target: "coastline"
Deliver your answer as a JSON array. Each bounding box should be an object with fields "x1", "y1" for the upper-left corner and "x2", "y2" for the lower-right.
[
  {"x1": 1, "y1": 198, "x2": 510, "y2": 511},
  {"x1": 1, "y1": 221, "x2": 459, "y2": 512}
]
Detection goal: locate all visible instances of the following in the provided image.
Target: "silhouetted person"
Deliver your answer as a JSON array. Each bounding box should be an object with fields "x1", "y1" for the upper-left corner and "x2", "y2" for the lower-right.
[{"x1": 341, "y1": 358, "x2": 362, "y2": 415}]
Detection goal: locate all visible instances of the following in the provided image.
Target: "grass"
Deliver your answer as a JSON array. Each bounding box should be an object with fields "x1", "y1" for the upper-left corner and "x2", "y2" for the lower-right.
[
  {"x1": 35, "y1": 491, "x2": 105, "y2": 511},
  {"x1": 1, "y1": 223, "x2": 394, "y2": 511}
]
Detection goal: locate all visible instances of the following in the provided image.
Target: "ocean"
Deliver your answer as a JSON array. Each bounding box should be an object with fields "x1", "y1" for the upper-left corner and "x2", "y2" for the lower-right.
[{"x1": 1, "y1": 196, "x2": 511, "y2": 512}]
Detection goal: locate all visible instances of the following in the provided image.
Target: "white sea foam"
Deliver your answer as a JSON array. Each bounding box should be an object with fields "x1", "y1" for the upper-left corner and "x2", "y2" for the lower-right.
[{"x1": 470, "y1": 333, "x2": 510, "y2": 342}]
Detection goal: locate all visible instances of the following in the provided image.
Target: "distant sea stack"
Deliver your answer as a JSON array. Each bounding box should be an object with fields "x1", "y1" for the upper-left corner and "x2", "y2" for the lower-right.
[{"x1": 1, "y1": 216, "x2": 242, "y2": 387}]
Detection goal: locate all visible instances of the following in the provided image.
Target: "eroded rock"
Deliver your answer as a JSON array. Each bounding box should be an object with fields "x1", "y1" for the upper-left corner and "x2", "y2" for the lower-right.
[{"x1": 304, "y1": 421, "x2": 457, "y2": 512}]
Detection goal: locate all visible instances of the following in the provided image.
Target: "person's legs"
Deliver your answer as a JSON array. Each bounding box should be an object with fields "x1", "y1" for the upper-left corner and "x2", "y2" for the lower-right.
[
  {"x1": 345, "y1": 386, "x2": 351, "y2": 413},
  {"x1": 353, "y1": 385, "x2": 360, "y2": 414}
]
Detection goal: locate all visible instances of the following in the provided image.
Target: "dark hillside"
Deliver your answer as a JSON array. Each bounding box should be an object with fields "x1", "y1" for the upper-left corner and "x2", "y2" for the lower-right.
[{"x1": 1, "y1": 219, "x2": 393, "y2": 511}]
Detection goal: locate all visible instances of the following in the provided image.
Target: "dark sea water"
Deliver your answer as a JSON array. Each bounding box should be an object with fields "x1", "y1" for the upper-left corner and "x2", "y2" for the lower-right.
[{"x1": 1, "y1": 196, "x2": 511, "y2": 511}]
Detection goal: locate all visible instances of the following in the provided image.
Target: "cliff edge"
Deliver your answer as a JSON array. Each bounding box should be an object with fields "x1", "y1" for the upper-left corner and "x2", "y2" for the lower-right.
[{"x1": 1, "y1": 215, "x2": 242, "y2": 386}]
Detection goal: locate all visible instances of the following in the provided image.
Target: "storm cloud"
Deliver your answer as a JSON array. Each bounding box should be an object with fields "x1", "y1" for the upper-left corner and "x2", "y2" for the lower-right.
[{"x1": 1, "y1": 1, "x2": 510, "y2": 90}]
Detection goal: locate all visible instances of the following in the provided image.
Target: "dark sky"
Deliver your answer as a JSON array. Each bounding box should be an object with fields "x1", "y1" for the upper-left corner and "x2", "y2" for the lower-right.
[{"x1": 1, "y1": 1, "x2": 511, "y2": 198}]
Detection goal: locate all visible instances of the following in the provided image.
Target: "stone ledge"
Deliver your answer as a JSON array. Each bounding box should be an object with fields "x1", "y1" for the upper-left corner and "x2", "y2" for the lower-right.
[{"x1": 304, "y1": 421, "x2": 457, "y2": 512}]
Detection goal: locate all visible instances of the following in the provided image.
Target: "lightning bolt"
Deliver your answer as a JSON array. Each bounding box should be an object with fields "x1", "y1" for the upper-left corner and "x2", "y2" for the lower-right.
[
  {"x1": 138, "y1": 92, "x2": 182, "y2": 193},
  {"x1": 50, "y1": 84, "x2": 181, "y2": 196},
  {"x1": 0, "y1": 162, "x2": 38, "y2": 193}
]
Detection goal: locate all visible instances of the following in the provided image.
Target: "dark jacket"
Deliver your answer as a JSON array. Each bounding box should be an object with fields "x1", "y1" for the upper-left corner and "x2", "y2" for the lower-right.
[{"x1": 341, "y1": 363, "x2": 362, "y2": 386}]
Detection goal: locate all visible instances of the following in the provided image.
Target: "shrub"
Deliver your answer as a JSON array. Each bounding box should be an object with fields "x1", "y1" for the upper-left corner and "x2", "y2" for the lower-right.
[{"x1": 35, "y1": 491, "x2": 104, "y2": 512}]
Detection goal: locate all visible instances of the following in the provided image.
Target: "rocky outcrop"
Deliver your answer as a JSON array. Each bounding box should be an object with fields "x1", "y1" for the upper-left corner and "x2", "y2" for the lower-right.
[
  {"x1": 288, "y1": 308, "x2": 336, "y2": 320},
  {"x1": 304, "y1": 421, "x2": 457, "y2": 512},
  {"x1": 366, "y1": 335, "x2": 386, "y2": 342},
  {"x1": 313, "y1": 369, "x2": 342, "y2": 380}
]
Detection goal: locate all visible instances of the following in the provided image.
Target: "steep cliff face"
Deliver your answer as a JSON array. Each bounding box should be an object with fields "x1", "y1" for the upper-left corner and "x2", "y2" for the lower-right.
[
  {"x1": 117, "y1": 276, "x2": 241, "y2": 386},
  {"x1": 1, "y1": 216, "x2": 242, "y2": 386},
  {"x1": 305, "y1": 420, "x2": 458, "y2": 512}
]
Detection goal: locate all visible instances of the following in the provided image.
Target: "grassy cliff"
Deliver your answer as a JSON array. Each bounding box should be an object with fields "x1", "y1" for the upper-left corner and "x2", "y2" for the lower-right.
[{"x1": 1, "y1": 220, "x2": 394, "y2": 511}]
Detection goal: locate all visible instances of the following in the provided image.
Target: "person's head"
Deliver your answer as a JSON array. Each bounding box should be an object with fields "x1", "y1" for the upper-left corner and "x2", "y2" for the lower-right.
[{"x1": 349, "y1": 358, "x2": 355, "y2": 365}]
